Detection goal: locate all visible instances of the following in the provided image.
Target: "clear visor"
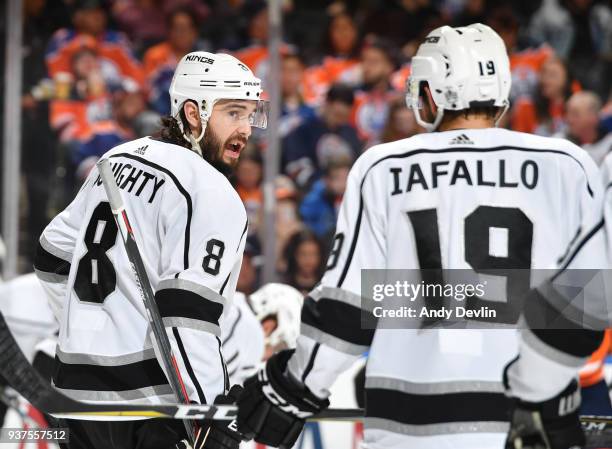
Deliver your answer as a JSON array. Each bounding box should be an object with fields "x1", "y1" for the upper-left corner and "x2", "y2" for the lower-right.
[
  {"x1": 205, "y1": 98, "x2": 270, "y2": 129},
  {"x1": 405, "y1": 78, "x2": 424, "y2": 110},
  {"x1": 250, "y1": 99, "x2": 269, "y2": 129}
]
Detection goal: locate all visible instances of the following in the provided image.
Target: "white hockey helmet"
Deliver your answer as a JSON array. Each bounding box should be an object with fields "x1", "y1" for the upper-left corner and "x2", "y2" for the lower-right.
[
  {"x1": 169, "y1": 51, "x2": 268, "y2": 151},
  {"x1": 406, "y1": 23, "x2": 511, "y2": 131},
  {"x1": 248, "y1": 283, "x2": 304, "y2": 349}
]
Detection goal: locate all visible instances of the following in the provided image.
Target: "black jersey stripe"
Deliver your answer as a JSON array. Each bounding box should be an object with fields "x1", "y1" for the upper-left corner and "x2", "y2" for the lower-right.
[
  {"x1": 53, "y1": 355, "x2": 168, "y2": 391},
  {"x1": 524, "y1": 288, "x2": 605, "y2": 358},
  {"x1": 33, "y1": 241, "x2": 71, "y2": 276},
  {"x1": 155, "y1": 288, "x2": 223, "y2": 326},
  {"x1": 109, "y1": 153, "x2": 193, "y2": 271},
  {"x1": 366, "y1": 388, "x2": 509, "y2": 425},
  {"x1": 337, "y1": 145, "x2": 595, "y2": 289},
  {"x1": 173, "y1": 327, "x2": 206, "y2": 404},
  {"x1": 301, "y1": 296, "x2": 374, "y2": 346}
]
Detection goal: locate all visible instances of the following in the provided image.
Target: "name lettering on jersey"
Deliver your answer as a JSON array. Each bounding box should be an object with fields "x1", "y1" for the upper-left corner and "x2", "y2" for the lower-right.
[
  {"x1": 94, "y1": 162, "x2": 165, "y2": 203},
  {"x1": 389, "y1": 159, "x2": 539, "y2": 195}
]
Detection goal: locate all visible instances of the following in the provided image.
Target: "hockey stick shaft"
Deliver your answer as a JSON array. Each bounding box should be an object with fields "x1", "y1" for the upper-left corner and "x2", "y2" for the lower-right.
[
  {"x1": 97, "y1": 159, "x2": 196, "y2": 441},
  {"x1": 0, "y1": 309, "x2": 610, "y2": 447}
]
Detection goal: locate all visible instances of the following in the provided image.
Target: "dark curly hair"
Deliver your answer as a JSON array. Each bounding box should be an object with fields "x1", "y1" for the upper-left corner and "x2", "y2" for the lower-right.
[{"x1": 158, "y1": 108, "x2": 191, "y2": 149}]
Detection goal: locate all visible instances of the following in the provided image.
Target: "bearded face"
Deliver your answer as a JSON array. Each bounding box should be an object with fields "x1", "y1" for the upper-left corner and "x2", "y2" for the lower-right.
[{"x1": 198, "y1": 100, "x2": 256, "y2": 175}]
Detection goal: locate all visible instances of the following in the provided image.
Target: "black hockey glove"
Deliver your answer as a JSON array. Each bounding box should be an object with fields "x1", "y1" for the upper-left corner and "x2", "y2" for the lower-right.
[
  {"x1": 176, "y1": 385, "x2": 244, "y2": 449},
  {"x1": 237, "y1": 349, "x2": 330, "y2": 448},
  {"x1": 504, "y1": 363, "x2": 585, "y2": 449}
]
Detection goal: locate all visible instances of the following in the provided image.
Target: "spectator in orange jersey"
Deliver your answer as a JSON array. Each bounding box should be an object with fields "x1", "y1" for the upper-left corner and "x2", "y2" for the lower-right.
[
  {"x1": 579, "y1": 329, "x2": 612, "y2": 415},
  {"x1": 143, "y1": 7, "x2": 200, "y2": 115},
  {"x1": 511, "y1": 55, "x2": 579, "y2": 136},
  {"x1": 49, "y1": 41, "x2": 112, "y2": 144},
  {"x1": 302, "y1": 12, "x2": 362, "y2": 105},
  {"x1": 45, "y1": 0, "x2": 144, "y2": 90},
  {"x1": 352, "y1": 37, "x2": 401, "y2": 146}
]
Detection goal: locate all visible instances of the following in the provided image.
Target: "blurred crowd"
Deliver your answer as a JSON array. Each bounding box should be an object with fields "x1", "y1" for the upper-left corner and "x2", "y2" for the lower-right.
[{"x1": 2, "y1": 0, "x2": 612, "y2": 292}]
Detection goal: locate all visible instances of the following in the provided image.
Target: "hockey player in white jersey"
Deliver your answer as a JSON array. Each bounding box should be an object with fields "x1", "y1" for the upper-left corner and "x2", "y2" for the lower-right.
[
  {"x1": 221, "y1": 283, "x2": 303, "y2": 386},
  {"x1": 236, "y1": 24, "x2": 603, "y2": 449},
  {"x1": 503, "y1": 154, "x2": 612, "y2": 449},
  {"x1": 33, "y1": 51, "x2": 267, "y2": 449}
]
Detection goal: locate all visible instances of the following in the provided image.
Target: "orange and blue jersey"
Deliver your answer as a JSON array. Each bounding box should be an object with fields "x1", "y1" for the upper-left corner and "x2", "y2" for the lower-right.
[
  {"x1": 46, "y1": 29, "x2": 144, "y2": 88},
  {"x1": 50, "y1": 96, "x2": 112, "y2": 143},
  {"x1": 302, "y1": 56, "x2": 360, "y2": 106}
]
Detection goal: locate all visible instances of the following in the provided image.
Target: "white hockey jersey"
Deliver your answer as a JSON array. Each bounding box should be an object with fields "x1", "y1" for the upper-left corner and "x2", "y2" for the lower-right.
[
  {"x1": 508, "y1": 151, "x2": 612, "y2": 404},
  {"x1": 33, "y1": 137, "x2": 248, "y2": 406},
  {"x1": 220, "y1": 292, "x2": 264, "y2": 386},
  {"x1": 0, "y1": 273, "x2": 57, "y2": 362},
  {"x1": 286, "y1": 128, "x2": 603, "y2": 449}
]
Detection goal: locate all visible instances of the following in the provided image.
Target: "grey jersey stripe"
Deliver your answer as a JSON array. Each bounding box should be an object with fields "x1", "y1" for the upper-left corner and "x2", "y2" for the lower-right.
[
  {"x1": 162, "y1": 317, "x2": 220, "y2": 336},
  {"x1": 365, "y1": 417, "x2": 509, "y2": 436},
  {"x1": 34, "y1": 269, "x2": 68, "y2": 284},
  {"x1": 365, "y1": 377, "x2": 504, "y2": 395},
  {"x1": 39, "y1": 235, "x2": 72, "y2": 262},
  {"x1": 54, "y1": 384, "x2": 175, "y2": 403},
  {"x1": 56, "y1": 347, "x2": 157, "y2": 366}
]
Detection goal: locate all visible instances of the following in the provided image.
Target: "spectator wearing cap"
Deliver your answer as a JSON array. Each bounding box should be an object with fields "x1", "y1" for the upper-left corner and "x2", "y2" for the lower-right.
[
  {"x1": 299, "y1": 155, "x2": 352, "y2": 242},
  {"x1": 45, "y1": 0, "x2": 144, "y2": 91},
  {"x1": 352, "y1": 37, "x2": 401, "y2": 146},
  {"x1": 282, "y1": 83, "x2": 362, "y2": 190},
  {"x1": 143, "y1": 7, "x2": 201, "y2": 115},
  {"x1": 279, "y1": 53, "x2": 316, "y2": 138},
  {"x1": 556, "y1": 91, "x2": 612, "y2": 165}
]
